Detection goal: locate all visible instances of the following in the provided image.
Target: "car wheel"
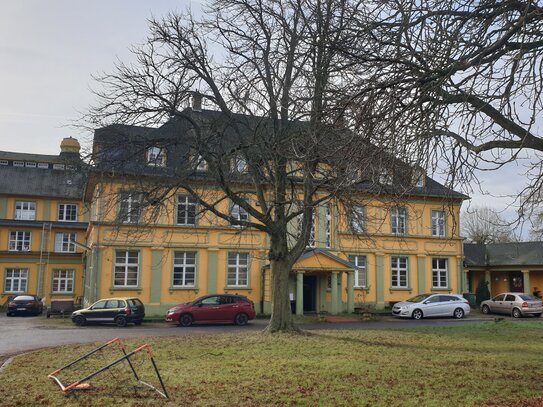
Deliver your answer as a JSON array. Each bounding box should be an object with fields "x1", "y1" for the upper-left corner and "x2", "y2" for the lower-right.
[
  {"x1": 115, "y1": 316, "x2": 128, "y2": 327},
  {"x1": 74, "y1": 315, "x2": 86, "y2": 326},
  {"x1": 512, "y1": 308, "x2": 522, "y2": 318},
  {"x1": 179, "y1": 314, "x2": 193, "y2": 327},
  {"x1": 6, "y1": 312, "x2": 12, "y2": 317},
  {"x1": 481, "y1": 305, "x2": 490, "y2": 315},
  {"x1": 412, "y1": 309, "x2": 423, "y2": 320},
  {"x1": 234, "y1": 313, "x2": 249, "y2": 326},
  {"x1": 453, "y1": 308, "x2": 464, "y2": 319},
  {"x1": 134, "y1": 321, "x2": 142, "y2": 326}
]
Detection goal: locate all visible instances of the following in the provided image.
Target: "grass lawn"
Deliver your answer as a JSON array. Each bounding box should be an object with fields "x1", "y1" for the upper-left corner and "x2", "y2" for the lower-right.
[{"x1": 1, "y1": 321, "x2": 542, "y2": 406}]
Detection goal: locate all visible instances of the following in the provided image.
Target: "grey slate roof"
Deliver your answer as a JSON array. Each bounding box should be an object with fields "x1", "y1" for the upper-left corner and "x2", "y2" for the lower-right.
[
  {"x1": 464, "y1": 242, "x2": 543, "y2": 267},
  {"x1": 0, "y1": 166, "x2": 86, "y2": 199},
  {"x1": 92, "y1": 108, "x2": 468, "y2": 200},
  {"x1": 0, "y1": 150, "x2": 61, "y2": 163}
]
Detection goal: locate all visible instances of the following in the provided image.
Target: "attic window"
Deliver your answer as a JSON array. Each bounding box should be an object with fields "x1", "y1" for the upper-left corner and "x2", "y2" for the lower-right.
[
  {"x1": 37, "y1": 163, "x2": 49, "y2": 169},
  {"x1": 13, "y1": 161, "x2": 24, "y2": 167},
  {"x1": 413, "y1": 169, "x2": 425, "y2": 188},
  {"x1": 53, "y1": 164, "x2": 65, "y2": 170},
  {"x1": 196, "y1": 155, "x2": 208, "y2": 171},
  {"x1": 0, "y1": 160, "x2": 8, "y2": 166},
  {"x1": 378, "y1": 170, "x2": 392, "y2": 185},
  {"x1": 231, "y1": 155, "x2": 248, "y2": 173},
  {"x1": 146, "y1": 146, "x2": 166, "y2": 167},
  {"x1": 25, "y1": 162, "x2": 36, "y2": 168}
]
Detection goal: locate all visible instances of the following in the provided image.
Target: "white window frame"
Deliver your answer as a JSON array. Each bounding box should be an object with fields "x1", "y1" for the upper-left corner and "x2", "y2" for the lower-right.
[
  {"x1": 230, "y1": 203, "x2": 249, "y2": 225},
  {"x1": 5, "y1": 268, "x2": 28, "y2": 293},
  {"x1": 349, "y1": 255, "x2": 367, "y2": 288},
  {"x1": 114, "y1": 250, "x2": 139, "y2": 287},
  {"x1": 15, "y1": 201, "x2": 36, "y2": 220},
  {"x1": 37, "y1": 162, "x2": 49, "y2": 169},
  {"x1": 13, "y1": 161, "x2": 24, "y2": 167},
  {"x1": 391, "y1": 256, "x2": 408, "y2": 288},
  {"x1": 326, "y1": 204, "x2": 332, "y2": 248},
  {"x1": 196, "y1": 155, "x2": 208, "y2": 171},
  {"x1": 172, "y1": 251, "x2": 196, "y2": 287},
  {"x1": 431, "y1": 210, "x2": 446, "y2": 237},
  {"x1": 53, "y1": 163, "x2": 65, "y2": 170},
  {"x1": 227, "y1": 252, "x2": 249, "y2": 287},
  {"x1": 391, "y1": 207, "x2": 406, "y2": 235},
  {"x1": 349, "y1": 205, "x2": 366, "y2": 233},
  {"x1": 8, "y1": 231, "x2": 31, "y2": 251},
  {"x1": 177, "y1": 195, "x2": 197, "y2": 225},
  {"x1": 58, "y1": 203, "x2": 78, "y2": 222},
  {"x1": 55, "y1": 233, "x2": 76, "y2": 253},
  {"x1": 296, "y1": 204, "x2": 316, "y2": 248},
  {"x1": 52, "y1": 269, "x2": 74, "y2": 293},
  {"x1": 146, "y1": 146, "x2": 166, "y2": 167},
  {"x1": 432, "y1": 258, "x2": 448, "y2": 288},
  {"x1": 118, "y1": 192, "x2": 143, "y2": 224}
]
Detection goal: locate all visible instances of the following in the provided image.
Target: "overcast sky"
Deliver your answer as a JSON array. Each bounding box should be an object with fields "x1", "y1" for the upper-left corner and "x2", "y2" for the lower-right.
[{"x1": 0, "y1": 0, "x2": 532, "y2": 235}]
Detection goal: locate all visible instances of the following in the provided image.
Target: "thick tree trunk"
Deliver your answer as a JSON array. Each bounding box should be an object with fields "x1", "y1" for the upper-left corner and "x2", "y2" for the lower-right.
[{"x1": 266, "y1": 258, "x2": 299, "y2": 333}]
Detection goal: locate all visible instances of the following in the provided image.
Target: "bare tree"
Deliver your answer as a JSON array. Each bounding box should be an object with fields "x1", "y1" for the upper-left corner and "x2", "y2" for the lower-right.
[
  {"x1": 461, "y1": 206, "x2": 514, "y2": 244},
  {"x1": 85, "y1": 0, "x2": 422, "y2": 333},
  {"x1": 348, "y1": 0, "x2": 543, "y2": 213}
]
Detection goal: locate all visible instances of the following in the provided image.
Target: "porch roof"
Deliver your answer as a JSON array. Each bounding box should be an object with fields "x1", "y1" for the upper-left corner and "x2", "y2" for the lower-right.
[{"x1": 292, "y1": 248, "x2": 356, "y2": 272}]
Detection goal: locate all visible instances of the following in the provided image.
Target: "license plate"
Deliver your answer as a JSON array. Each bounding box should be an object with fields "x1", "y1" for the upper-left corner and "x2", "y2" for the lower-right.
[{"x1": 17, "y1": 308, "x2": 26, "y2": 311}]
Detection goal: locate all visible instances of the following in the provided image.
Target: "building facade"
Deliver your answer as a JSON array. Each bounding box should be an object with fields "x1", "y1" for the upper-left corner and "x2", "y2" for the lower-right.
[{"x1": 0, "y1": 139, "x2": 88, "y2": 307}]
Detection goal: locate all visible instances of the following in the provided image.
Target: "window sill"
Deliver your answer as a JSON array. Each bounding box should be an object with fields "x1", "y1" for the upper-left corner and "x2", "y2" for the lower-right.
[
  {"x1": 354, "y1": 287, "x2": 369, "y2": 291},
  {"x1": 224, "y1": 287, "x2": 251, "y2": 291},
  {"x1": 51, "y1": 292, "x2": 74, "y2": 295},
  {"x1": 431, "y1": 287, "x2": 451, "y2": 292},
  {"x1": 389, "y1": 287, "x2": 412, "y2": 292},
  {"x1": 109, "y1": 287, "x2": 142, "y2": 292},
  {"x1": 169, "y1": 287, "x2": 199, "y2": 291}
]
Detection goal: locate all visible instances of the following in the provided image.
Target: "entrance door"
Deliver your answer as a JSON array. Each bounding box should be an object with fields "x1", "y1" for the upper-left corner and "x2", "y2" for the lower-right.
[
  {"x1": 303, "y1": 275, "x2": 317, "y2": 312},
  {"x1": 509, "y1": 272, "x2": 524, "y2": 292}
]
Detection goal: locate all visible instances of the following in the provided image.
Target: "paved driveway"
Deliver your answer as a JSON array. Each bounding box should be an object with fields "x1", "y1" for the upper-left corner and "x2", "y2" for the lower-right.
[{"x1": 0, "y1": 311, "x2": 518, "y2": 359}]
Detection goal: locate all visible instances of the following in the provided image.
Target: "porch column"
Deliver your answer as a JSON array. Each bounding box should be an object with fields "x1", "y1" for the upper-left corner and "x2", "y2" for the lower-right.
[
  {"x1": 331, "y1": 271, "x2": 339, "y2": 315},
  {"x1": 522, "y1": 269, "x2": 531, "y2": 295},
  {"x1": 347, "y1": 271, "x2": 355, "y2": 313},
  {"x1": 296, "y1": 270, "x2": 304, "y2": 316},
  {"x1": 485, "y1": 270, "x2": 492, "y2": 295}
]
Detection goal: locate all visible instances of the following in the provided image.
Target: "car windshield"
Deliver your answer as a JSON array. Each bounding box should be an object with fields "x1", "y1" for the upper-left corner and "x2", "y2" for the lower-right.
[
  {"x1": 14, "y1": 296, "x2": 34, "y2": 301},
  {"x1": 519, "y1": 294, "x2": 540, "y2": 301},
  {"x1": 406, "y1": 294, "x2": 433, "y2": 303}
]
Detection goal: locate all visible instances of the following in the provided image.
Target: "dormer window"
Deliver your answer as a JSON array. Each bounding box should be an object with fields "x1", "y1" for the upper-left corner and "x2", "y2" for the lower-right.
[
  {"x1": 231, "y1": 155, "x2": 248, "y2": 173},
  {"x1": 378, "y1": 169, "x2": 393, "y2": 185},
  {"x1": 196, "y1": 155, "x2": 208, "y2": 171},
  {"x1": 413, "y1": 168, "x2": 425, "y2": 188},
  {"x1": 146, "y1": 146, "x2": 166, "y2": 167}
]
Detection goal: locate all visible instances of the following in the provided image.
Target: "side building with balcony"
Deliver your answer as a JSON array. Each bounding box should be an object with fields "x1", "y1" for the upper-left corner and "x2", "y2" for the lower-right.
[
  {"x1": 0, "y1": 138, "x2": 88, "y2": 307},
  {"x1": 82, "y1": 108, "x2": 468, "y2": 315}
]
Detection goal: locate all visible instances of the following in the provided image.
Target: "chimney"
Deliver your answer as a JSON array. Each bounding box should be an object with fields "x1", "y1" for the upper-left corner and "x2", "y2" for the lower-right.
[{"x1": 192, "y1": 91, "x2": 202, "y2": 111}]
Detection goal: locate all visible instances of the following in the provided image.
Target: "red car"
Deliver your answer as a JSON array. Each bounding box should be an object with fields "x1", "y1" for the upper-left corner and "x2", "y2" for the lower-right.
[{"x1": 165, "y1": 294, "x2": 256, "y2": 327}]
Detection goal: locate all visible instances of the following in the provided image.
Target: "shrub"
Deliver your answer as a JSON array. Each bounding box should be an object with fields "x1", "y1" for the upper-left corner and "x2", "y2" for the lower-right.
[{"x1": 475, "y1": 279, "x2": 491, "y2": 305}]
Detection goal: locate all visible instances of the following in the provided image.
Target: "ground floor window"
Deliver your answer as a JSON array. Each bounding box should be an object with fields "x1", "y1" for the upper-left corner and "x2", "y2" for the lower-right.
[
  {"x1": 391, "y1": 256, "x2": 408, "y2": 288},
  {"x1": 227, "y1": 252, "x2": 248, "y2": 287},
  {"x1": 432, "y1": 258, "x2": 448, "y2": 288},
  {"x1": 5, "y1": 268, "x2": 28, "y2": 293},
  {"x1": 114, "y1": 250, "x2": 139, "y2": 287},
  {"x1": 349, "y1": 255, "x2": 367, "y2": 288},
  {"x1": 52, "y1": 269, "x2": 74, "y2": 293},
  {"x1": 173, "y1": 251, "x2": 196, "y2": 287}
]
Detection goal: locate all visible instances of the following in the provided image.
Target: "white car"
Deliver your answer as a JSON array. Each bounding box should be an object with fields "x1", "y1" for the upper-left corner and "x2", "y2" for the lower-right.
[{"x1": 392, "y1": 293, "x2": 471, "y2": 320}]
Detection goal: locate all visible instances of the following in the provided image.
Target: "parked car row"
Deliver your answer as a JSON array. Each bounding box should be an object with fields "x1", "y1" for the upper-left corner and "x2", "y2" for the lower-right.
[
  {"x1": 391, "y1": 292, "x2": 543, "y2": 320},
  {"x1": 5, "y1": 292, "x2": 542, "y2": 325}
]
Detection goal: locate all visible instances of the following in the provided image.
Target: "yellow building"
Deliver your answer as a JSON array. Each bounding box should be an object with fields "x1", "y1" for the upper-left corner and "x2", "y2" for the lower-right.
[
  {"x1": 464, "y1": 242, "x2": 543, "y2": 298},
  {"x1": 0, "y1": 138, "x2": 88, "y2": 308},
  {"x1": 81, "y1": 110, "x2": 468, "y2": 316}
]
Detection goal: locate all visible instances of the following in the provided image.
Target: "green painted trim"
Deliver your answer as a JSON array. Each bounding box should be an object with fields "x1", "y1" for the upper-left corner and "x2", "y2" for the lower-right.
[
  {"x1": 522, "y1": 271, "x2": 530, "y2": 295},
  {"x1": 331, "y1": 272, "x2": 338, "y2": 314},
  {"x1": 376, "y1": 255, "x2": 384, "y2": 303},
  {"x1": 150, "y1": 250, "x2": 163, "y2": 303},
  {"x1": 347, "y1": 272, "x2": 354, "y2": 313},
  {"x1": 207, "y1": 251, "x2": 218, "y2": 294},
  {"x1": 417, "y1": 256, "x2": 425, "y2": 294},
  {"x1": 457, "y1": 257, "x2": 464, "y2": 293},
  {"x1": 0, "y1": 257, "x2": 82, "y2": 264},
  {"x1": 0, "y1": 197, "x2": 7, "y2": 218},
  {"x1": 43, "y1": 200, "x2": 51, "y2": 221},
  {"x1": 319, "y1": 275, "x2": 327, "y2": 312},
  {"x1": 296, "y1": 271, "x2": 304, "y2": 315}
]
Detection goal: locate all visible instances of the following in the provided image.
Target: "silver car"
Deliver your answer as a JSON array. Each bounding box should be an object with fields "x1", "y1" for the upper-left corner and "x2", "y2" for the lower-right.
[
  {"x1": 480, "y1": 293, "x2": 543, "y2": 318},
  {"x1": 392, "y1": 293, "x2": 471, "y2": 320}
]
